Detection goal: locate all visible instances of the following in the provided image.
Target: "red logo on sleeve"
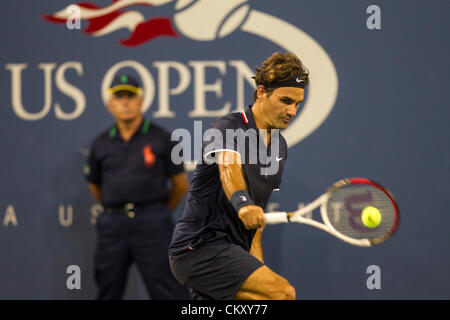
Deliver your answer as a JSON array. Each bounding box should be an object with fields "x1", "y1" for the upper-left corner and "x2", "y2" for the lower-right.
[{"x1": 142, "y1": 145, "x2": 155, "y2": 167}]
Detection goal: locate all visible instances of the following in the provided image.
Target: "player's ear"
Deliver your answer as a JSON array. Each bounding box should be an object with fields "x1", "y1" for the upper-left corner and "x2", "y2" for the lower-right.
[{"x1": 256, "y1": 85, "x2": 267, "y2": 101}]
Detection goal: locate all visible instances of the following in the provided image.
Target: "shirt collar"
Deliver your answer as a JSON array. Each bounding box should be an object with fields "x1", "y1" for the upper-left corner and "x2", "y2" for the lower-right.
[
  {"x1": 140, "y1": 118, "x2": 150, "y2": 134},
  {"x1": 241, "y1": 105, "x2": 258, "y2": 131},
  {"x1": 242, "y1": 105, "x2": 281, "y2": 149},
  {"x1": 109, "y1": 118, "x2": 150, "y2": 139}
]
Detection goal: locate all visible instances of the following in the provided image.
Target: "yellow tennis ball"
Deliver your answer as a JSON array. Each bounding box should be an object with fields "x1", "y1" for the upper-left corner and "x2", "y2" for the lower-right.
[{"x1": 361, "y1": 206, "x2": 382, "y2": 228}]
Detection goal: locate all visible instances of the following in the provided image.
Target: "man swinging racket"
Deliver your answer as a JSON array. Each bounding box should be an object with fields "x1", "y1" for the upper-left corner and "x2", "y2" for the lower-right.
[{"x1": 169, "y1": 52, "x2": 309, "y2": 300}]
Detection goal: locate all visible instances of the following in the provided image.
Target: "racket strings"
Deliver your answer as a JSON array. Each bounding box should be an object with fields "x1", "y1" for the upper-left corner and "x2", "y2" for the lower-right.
[{"x1": 324, "y1": 184, "x2": 397, "y2": 240}]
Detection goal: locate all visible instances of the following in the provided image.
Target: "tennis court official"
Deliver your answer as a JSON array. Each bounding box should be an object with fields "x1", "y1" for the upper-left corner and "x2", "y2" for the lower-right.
[
  {"x1": 169, "y1": 52, "x2": 309, "y2": 300},
  {"x1": 85, "y1": 74, "x2": 190, "y2": 300}
]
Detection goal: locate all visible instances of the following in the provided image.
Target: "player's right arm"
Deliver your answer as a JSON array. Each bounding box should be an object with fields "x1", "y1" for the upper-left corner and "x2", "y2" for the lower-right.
[{"x1": 217, "y1": 151, "x2": 265, "y2": 230}]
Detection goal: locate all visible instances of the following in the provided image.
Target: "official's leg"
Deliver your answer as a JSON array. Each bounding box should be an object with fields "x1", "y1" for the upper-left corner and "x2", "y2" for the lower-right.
[
  {"x1": 130, "y1": 209, "x2": 191, "y2": 299},
  {"x1": 95, "y1": 213, "x2": 132, "y2": 300}
]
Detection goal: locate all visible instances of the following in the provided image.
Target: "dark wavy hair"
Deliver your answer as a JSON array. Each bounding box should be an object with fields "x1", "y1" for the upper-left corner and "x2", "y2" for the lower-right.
[{"x1": 253, "y1": 52, "x2": 309, "y2": 102}]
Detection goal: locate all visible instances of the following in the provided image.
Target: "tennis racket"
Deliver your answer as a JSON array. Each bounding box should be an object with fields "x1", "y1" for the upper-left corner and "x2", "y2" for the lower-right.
[{"x1": 265, "y1": 177, "x2": 399, "y2": 247}]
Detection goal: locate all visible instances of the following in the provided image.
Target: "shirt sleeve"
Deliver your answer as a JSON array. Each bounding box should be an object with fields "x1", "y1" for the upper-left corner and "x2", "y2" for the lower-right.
[
  {"x1": 202, "y1": 117, "x2": 244, "y2": 164},
  {"x1": 84, "y1": 140, "x2": 101, "y2": 185}
]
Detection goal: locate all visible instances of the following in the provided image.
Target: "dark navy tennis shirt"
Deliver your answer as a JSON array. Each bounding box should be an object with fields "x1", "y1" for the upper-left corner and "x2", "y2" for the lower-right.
[
  {"x1": 85, "y1": 118, "x2": 184, "y2": 207},
  {"x1": 169, "y1": 105, "x2": 288, "y2": 255}
]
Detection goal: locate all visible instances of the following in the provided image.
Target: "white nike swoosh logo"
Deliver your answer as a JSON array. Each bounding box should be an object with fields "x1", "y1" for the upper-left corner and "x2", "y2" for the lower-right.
[
  {"x1": 296, "y1": 76, "x2": 304, "y2": 83},
  {"x1": 276, "y1": 156, "x2": 283, "y2": 161}
]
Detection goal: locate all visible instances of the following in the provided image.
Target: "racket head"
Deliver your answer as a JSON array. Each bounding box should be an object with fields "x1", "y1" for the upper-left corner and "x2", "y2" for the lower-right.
[{"x1": 320, "y1": 177, "x2": 400, "y2": 246}]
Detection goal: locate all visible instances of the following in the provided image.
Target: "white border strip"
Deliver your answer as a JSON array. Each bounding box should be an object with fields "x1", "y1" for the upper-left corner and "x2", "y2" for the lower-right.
[
  {"x1": 241, "y1": 111, "x2": 248, "y2": 124},
  {"x1": 203, "y1": 148, "x2": 242, "y2": 164}
]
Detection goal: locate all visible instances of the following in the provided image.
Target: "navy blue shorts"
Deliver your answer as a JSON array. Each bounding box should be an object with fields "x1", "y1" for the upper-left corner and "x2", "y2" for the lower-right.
[{"x1": 169, "y1": 240, "x2": 264, "y2": 300}]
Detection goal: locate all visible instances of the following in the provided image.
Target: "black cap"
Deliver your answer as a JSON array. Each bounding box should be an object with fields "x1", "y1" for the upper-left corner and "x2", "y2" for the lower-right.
[{"x1": 109, "y1": 74, "x2": 142, "y2": 94}]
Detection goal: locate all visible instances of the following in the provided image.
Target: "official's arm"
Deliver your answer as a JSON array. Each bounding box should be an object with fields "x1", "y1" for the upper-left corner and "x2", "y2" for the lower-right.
[
  {"x1": 88, "y1": 182, "x2": 101, "y2": 202},
  {"x1": 168, "y1": 172, "x2": 189, "y2": 211}
]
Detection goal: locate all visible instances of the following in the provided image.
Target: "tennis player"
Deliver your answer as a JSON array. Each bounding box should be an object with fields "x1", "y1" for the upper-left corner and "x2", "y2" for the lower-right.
[{"x1": 169, "y1": 52, "x2": 309, "y2": 300}]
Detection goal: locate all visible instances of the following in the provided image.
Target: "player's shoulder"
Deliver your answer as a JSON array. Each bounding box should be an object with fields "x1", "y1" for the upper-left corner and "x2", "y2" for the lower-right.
[
  {"x1": 279, "y1": 131, "x2": 287, "y2": 146},
  {"x1": 209, "y1": 111, "x2": 245, "y2": 130},
  {"x1": 277, "y1": 131, "x2": 288, "y2": 157}
]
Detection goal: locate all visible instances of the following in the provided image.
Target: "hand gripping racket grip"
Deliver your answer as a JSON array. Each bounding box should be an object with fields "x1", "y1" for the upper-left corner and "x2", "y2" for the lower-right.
[{"x1": 265, "y1": 212, "x2": 289, "y2": 224}]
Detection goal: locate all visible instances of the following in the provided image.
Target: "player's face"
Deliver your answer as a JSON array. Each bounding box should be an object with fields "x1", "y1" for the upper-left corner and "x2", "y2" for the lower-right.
[
  {"x1": 263, "y1": 87, "x2": 304, "y2": 129},
  {"x1": 108, "y1": 91, "x2": 143, "y2": 123}
]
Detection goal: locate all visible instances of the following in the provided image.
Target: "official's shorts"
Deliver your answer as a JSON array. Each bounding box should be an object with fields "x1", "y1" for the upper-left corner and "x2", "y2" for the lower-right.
[{"x1": 169, "y1": 240, "x2": 264, "y2": 300}]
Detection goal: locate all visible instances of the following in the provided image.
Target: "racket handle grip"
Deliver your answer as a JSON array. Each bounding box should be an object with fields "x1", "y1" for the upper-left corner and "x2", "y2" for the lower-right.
[{"x1": 265, "y1": 212, "x2": 289, "y2": 224}]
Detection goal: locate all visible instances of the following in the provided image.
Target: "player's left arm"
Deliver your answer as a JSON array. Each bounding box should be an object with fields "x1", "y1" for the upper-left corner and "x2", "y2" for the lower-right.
[{"x1": 168, "y1": 172, "x2": 189, "y2": 211}]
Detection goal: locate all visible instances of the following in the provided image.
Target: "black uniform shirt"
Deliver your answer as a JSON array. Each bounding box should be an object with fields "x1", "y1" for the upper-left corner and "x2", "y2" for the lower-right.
[
  {"x1": 85, "y1": 118, "x2": 184, "y2": 206},
  {"x1": 169, "y1": 105, "x2": 288, "y2": 255}
]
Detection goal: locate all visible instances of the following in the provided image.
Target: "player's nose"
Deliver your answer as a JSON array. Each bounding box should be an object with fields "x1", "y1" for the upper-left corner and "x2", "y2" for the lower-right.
[{"x1": 286, "y1": 104, "x2": 297, "y2": 117}]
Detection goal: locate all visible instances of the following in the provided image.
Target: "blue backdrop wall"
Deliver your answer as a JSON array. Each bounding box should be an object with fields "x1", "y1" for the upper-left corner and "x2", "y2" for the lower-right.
[{"x1": 0, "y1": 0, "x2": 449, "y2": 299}]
